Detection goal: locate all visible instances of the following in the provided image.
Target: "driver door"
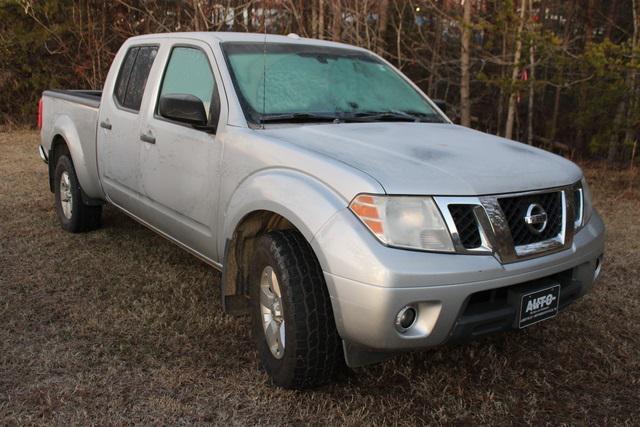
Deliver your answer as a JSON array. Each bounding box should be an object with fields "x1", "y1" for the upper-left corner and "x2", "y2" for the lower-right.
[{"x1": 137, "y1": 41, "x2": 225, "y2": 262}]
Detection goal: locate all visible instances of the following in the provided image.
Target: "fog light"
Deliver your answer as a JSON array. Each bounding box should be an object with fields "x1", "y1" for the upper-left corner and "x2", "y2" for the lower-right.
[{"x1": 395, "y1": 306, "x2": 417, "y2": 332}]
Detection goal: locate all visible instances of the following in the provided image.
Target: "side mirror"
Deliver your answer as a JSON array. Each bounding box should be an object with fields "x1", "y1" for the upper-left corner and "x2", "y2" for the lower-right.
[
  {"x1": 433, "y1": 99, "x2": 447, "y2": 115},
  {"x1": 159, "y1": 93, "x2": 208, "y2": 126}
]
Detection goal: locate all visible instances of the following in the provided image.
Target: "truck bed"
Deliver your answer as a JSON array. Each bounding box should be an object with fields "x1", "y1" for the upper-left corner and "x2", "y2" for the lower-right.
[
  {"x1": 40, "y1": 89, "x2": 104, "y2": 200},
  {"x1": 43, "y1": 90, "x2": 102, "y2": 108}
]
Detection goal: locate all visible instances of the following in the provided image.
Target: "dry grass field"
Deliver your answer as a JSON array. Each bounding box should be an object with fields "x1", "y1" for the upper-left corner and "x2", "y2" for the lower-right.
[{"x1": 1, "y1": 129, "x2": 639, "y2": 425}]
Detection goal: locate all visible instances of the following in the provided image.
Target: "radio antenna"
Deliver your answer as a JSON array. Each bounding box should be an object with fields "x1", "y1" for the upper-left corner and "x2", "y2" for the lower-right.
[{"x1": 261, "y1": 0, "x2": 267, "y2": 129}]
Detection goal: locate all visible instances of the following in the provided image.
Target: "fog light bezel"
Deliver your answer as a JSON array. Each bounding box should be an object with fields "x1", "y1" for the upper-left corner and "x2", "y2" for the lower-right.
[{"x1": 395, "y1": 306, "x2": 418, "y2": 333}]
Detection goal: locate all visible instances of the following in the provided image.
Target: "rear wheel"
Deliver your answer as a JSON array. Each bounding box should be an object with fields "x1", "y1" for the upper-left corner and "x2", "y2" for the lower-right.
[
  {"x1": 249, "y1": 230, "x2": 344, "y2": 389},
  {"x1": 54, "y1": 150, "x2": 102, "y2": 233}
]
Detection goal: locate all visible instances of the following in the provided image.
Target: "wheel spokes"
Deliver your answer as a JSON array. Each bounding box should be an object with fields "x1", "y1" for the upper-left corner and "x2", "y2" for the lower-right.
[
  {"x1": 265, "y1": 318, "x2": 284, "y2": 357},
  {"x1": 59, "y1": 171, "x2": 73, "y2": 219},
  {"x1": 259, "y1": 285, "x2": 276, "y2": 312},
  {"x1": 259, "y1": 265, "x2": 285, "y2": 359},
  {"x1": 268, "y1": 269, "x2": 281, "y2": 298}
]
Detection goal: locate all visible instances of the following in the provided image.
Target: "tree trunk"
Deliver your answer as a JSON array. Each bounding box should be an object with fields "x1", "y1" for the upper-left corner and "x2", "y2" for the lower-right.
[
  {"x1": 192, "y1": 0, "x2": 201, "y2": 31},
  {"x1": 497, "y1": 22, "x2": 507, "y2": 136},
  {"x1": 585, "y1": 0, "x2": 595, "y2": 45},
  {"x1": 527, "y1": 0, "x2": 535, "y2": 145},
  {"x1": 609, "y1": 0, "x2": 639, "y2": 164},
  {"x1": 550, "y1": 85, "x2": 561, "y2": 142},
  {"x1": 318, "y1": 0, "x2": 324, "y2": 39},
  {"x1": 550, "y1": 2, "x2": 572, "y2": 143},
  {"x1": 608, "y1": 100, "x2": 626, "y2": 163},
  {"x1": 428, "y1": 7, "x2": 442, "y2": 97},
  {"x1": 377, "y1": 0, "x2": 390, "y2": 55},
  {"x1": 331, "y1": 0, "x2": 341, "y2": 42},
  {"x1": 505, "y1": 0, "x2": 527, "y2": 140},
  {"x1": 624, "y1": 0, "x2": 639, "y2": 161},
  {"x1": 312, "y1": 0, "x2": 318, "y2": 38},
  {"x1": 605, "y1": 0, "x2": 620, "y2": 39},
  {"x1": 460, "y1": 0, "x2": 472, "y2": 127}
]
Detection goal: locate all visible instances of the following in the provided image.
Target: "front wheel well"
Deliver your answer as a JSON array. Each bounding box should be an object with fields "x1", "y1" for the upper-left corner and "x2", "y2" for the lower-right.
[{"x1": 221, "y1": 210, "x2": 300, "y2": 315}]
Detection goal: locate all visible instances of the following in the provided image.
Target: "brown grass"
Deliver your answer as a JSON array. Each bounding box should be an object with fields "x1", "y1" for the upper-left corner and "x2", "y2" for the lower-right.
[{"x1": 1, "y1": 130, "x2": 639, "y2": 425}]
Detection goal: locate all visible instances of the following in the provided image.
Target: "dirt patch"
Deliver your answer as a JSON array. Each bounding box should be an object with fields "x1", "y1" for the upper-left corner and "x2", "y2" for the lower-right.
[{"x1": 1, "y1": 130, "x2": 638, "y2": 424}]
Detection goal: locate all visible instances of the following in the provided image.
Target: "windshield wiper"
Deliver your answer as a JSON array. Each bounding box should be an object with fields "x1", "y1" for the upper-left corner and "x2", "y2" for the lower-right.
[
  {"x1": 257, "y1": 110, "x2": 445, "y2": 124},
  {"x1": 342, "y1": 110, "x2": 445, "y2": 123},
  {"x1": 258, "y1": 112, "x2": 340, "y2": 124},
  {"x1": 401, "y1": 110, "x2": 446, "y2": 123}
]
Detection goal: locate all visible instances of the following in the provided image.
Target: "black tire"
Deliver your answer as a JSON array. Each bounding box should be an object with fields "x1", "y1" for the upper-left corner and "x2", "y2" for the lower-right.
[
  {"x1": 249, "y1": 230, "x2": 344, "y2": 389},
  {"x1": 54, "y1": 149, "x2": 102, "y2": 233}
]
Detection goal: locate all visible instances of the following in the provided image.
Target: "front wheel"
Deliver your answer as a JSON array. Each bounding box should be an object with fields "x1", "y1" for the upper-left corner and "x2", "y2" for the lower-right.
[
  {"x1": 250, "y1": 230, "x2": 344, "y2": 389},
  {"x1": 54, "y1": 151, "x2": 102, "y2": 233}
]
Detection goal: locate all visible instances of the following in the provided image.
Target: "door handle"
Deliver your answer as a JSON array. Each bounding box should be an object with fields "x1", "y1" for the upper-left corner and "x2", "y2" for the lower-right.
[
  {"x1": 140, "y1": 133, "x2": 156, "y2": 144},
  {"x1": 100, "y1": 121, "x2": 112, "y2": 130}
]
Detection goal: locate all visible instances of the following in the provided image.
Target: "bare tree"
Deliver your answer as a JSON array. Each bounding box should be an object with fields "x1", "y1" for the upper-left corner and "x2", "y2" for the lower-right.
[
  {"x1": 331, "y1": 0, "x2": 341, "y2": 41},
  {"x1": 460, "y1": 0, "x2": 472, "y2": 127},
  {"x1": 377, "y1": 0, "x2": 390, "y2": 54},
  {"x1": 505, "y1": 0, "x2": 527, "y2": 140},
  {"x1": 527, "y1": 0, "x2": 535, "y2": 145},
  {"x1": 318, "y1": 0, "x2": 325, "y2": 38}
]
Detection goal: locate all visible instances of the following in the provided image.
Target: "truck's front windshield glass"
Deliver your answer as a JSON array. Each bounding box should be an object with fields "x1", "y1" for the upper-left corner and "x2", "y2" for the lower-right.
[{"x1": 221, "y1": 42, "x2": 444, "y2": 125}]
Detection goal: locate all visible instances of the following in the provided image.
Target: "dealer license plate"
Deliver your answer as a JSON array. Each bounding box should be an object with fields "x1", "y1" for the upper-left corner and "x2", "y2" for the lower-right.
[{"x1": 518, "y1": 284, "x2": 560, "y2": 328}]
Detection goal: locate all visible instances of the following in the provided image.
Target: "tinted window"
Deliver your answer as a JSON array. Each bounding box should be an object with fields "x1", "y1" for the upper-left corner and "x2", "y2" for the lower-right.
[
  {"x1": 122, "y1": 46, "x2": 158, "y2": 111},
  {"x1": 159, "y1": 47, "x2": 218, "y2": 122},
  {"x1": 114, "y1": 47, "x2": 139, "y2": 106}
]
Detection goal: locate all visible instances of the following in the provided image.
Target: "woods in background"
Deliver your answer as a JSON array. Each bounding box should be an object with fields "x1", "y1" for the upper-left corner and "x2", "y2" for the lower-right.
[{"x1": 1, "y1": 0, "x2": 638, "y2": 164}]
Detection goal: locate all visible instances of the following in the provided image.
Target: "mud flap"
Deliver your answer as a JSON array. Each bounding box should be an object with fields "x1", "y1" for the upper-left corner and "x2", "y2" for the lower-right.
[{"x1": 342, "y1": 340, "x2": 394, "y2": 368}]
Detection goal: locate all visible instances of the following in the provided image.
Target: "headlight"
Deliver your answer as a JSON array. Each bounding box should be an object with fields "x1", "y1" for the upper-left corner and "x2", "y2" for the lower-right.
[
  {"x1": 574, "y1": 177, "x2": 593, "y2": 231},
  {"x1": 349, "y1": 194, "x2": 455, "y2": 252}
]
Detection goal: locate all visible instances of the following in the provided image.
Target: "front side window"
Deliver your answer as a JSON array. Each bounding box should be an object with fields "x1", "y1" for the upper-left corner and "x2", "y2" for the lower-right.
[
  {"x1": 221, "y1": 42, "x2": 443, "y2": 124},
  {"x1": 113, "y1": 45, "x2": 158, "y2": 112},
  {"x1": 158, "y1": 46, "x2": 218, "y2": 122}
]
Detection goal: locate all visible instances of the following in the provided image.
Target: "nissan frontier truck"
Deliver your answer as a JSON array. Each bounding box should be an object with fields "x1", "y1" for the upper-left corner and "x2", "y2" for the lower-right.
[{"x1": 38, "y1": 32, "x2": 605, "y2": 389}]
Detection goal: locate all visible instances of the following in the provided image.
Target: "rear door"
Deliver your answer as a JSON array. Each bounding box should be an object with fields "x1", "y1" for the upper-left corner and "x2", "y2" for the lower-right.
[
  {"x1": 97, "y1": 44, "x2": 159, "y2": 215},
  {"x1": 137, "y1": 40, "x2": 226, "y2": 261}
]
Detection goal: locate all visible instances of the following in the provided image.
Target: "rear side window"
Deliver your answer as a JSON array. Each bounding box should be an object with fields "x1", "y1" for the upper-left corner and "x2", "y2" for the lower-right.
[
  {"x1": 114, "y1": 47, "x2": 138, "y2": 104},
  {"x1": 113, "y1": 45, "x2": 158, "y2": 112}
]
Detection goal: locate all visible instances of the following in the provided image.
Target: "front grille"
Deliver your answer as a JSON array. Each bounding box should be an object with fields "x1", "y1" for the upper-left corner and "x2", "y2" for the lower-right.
[
  {"x1": 449, "y1": 204, "x2": 482, "y2": 249},
  {"x1": 498, "y1": 191, "x2": 563, "y2": 246}
]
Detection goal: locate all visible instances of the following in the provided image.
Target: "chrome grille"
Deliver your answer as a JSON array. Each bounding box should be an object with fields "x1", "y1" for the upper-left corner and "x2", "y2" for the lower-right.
[
  {"x1": 448, "y1": 205, "x2": 482, "y2": 249},
  {"x1": 498, "y1": 191, "x2": 563, "y2": 245},
  {"x1": 436, "y1": 183, "x2": 580, "y2": 263}
]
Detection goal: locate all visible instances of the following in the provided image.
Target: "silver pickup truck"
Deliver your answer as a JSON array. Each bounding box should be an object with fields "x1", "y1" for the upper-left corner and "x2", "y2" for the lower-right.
[{"x1": 39, "y1": 32, "x2": 605, "y2": 389}]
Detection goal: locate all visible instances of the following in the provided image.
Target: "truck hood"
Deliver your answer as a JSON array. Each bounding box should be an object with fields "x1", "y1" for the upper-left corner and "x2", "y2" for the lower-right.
[{"x1": 263, "y1": 123, "x2": 582, "y2": 196}]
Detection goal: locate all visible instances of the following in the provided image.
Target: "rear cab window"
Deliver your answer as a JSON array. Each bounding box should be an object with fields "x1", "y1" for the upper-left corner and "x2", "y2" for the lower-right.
[{"x1": 114, "y1": 45, "x2": 159, "y2": 112}]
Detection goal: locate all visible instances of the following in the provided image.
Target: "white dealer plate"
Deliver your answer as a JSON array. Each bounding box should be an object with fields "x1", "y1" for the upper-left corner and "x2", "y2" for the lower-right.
[{"x1": 518, "y1": 284, "x2": 561, "y2": 328}]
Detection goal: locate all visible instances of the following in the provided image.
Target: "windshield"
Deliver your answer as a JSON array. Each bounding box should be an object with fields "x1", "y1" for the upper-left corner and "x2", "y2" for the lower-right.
[{"x1": 221, "y1": 42, "x2": 444, "y2": 124}]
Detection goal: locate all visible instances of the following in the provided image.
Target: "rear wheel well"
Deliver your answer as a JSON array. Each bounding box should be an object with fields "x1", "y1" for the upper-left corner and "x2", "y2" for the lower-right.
[
  {"x1": 48, "y1": 135, "x2": 69, "y2": 192},
  {"x1": 47, "y1": 135, "x2": 102, "y2": 206},
  {"x1": 222, "y1": 210, "x2": 299, "y2": 315}
]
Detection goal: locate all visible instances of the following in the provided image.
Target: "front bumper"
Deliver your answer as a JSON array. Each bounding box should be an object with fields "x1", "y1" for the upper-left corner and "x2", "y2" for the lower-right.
[{"x1": 311, "y1": 208, "x2": 605, "y2": 354}]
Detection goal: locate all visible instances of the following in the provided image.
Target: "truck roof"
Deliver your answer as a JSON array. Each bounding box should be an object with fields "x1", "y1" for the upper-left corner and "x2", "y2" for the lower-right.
[{"x1": 126, "y1": 32, "x2": 365, "y2": 51}]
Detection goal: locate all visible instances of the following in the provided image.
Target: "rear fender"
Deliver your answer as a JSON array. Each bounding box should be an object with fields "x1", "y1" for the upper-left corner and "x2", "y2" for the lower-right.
[{"x1": 48, "y1": 115, "x2": 103, "y2": 202}]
